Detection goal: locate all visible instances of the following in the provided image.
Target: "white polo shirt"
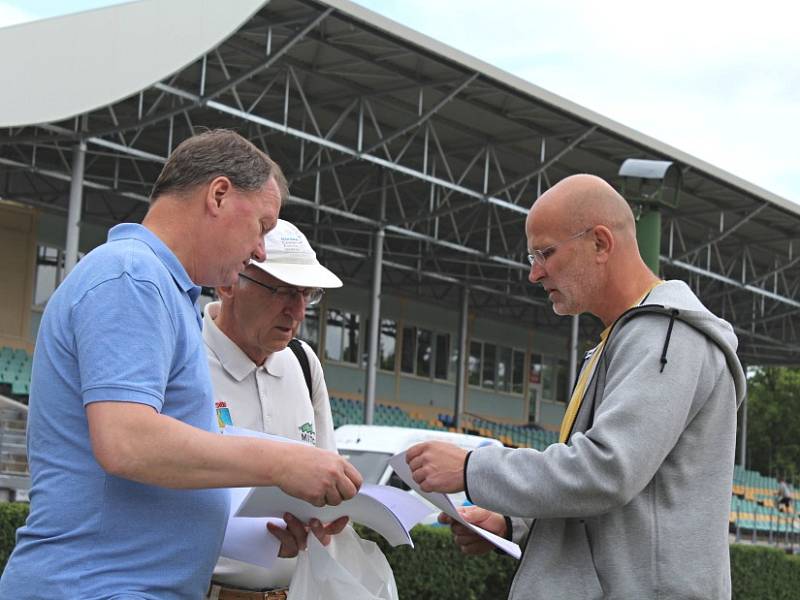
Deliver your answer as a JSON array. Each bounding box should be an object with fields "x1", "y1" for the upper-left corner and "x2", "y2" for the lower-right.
[{"x1": 203, "y1": 301, "x2": 337, "y2": 590}]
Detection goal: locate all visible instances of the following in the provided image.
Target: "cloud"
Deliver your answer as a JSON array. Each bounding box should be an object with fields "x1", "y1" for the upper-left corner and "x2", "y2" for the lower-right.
[
  {"x1": 0, "y1": 2, "x2": 36, "y2": 28},
  {"x1": 355, "y1": 0, "x2": 800, "y2": 203}
]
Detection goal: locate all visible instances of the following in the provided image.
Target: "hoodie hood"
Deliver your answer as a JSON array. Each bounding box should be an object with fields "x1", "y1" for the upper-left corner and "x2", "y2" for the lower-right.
[{"x1": 616, "y1": 279, "x2": 746, "y2": 408}]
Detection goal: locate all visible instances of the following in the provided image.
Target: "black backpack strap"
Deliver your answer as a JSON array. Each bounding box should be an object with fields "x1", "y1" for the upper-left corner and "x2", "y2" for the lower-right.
[{"x1": 287, "y1": 338, "x2": 313, "y2": 403}]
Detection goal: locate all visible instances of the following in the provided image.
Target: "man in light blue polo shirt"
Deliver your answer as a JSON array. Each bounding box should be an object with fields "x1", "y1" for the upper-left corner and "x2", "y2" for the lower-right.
[{"x1": 0, "y1": 130, "x2": 362, "y2": 600}]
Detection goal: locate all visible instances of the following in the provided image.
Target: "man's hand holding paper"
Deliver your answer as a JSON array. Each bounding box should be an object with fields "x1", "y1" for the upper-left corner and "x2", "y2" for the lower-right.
[
  {"x1": 390, "y1": 449, "x2": 521, "y2": 559},
  {"x1": 405, "y1": 441, "x2": 469, "y2": 493},
  {"x1": 223, "y1": 425, "x2": 363, "y2": 507},
  {"x1": 275, "y1": 442, "x2": 363, "y2": 507},
  {"x1": 268, "y1": 513, "x2": 350, "y2": 558},
  {"x1": 438, "y1": 506, "x2": 508, "y2": 556}
]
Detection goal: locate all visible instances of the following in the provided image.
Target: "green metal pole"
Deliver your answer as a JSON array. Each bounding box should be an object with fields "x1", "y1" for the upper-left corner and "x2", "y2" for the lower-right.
[{"x1": 635, "y1": 206, "x2": 661, "y2": 274}]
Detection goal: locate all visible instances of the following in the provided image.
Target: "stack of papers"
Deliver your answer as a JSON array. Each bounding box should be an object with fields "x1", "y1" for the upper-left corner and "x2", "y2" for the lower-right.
[
  {"x1": 218, "y1": 426, "x2": 519, "y2": 567},
  {"x1": 235, "y1": 482, "x2": 433, "y2": 547}
]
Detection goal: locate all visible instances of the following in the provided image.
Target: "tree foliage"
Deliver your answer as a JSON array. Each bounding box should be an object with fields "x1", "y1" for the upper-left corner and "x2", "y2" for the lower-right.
[{"x1": 743, "y1": 367, "x2": 800, "y2": 481}]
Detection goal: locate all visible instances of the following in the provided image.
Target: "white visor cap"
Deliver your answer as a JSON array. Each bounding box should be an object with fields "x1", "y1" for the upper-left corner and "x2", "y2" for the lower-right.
[{"x1": 249, "y1": 219, "x2": 343, "y2": 288}]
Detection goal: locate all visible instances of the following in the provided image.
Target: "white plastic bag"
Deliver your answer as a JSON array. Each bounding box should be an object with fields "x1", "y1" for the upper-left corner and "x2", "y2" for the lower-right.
[{"x1": 287, "y1": 527, "x2": 399, "y2": 600}]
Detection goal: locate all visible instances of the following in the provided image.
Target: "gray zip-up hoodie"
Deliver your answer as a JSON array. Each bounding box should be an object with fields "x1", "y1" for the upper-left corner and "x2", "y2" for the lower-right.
[{"x1": 466, "y1": 280, "x2": 746, "y2": 599}]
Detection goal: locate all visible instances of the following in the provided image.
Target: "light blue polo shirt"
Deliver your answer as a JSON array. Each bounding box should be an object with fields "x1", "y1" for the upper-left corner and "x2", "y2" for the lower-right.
[{"x1": 0, "y1": 224, "x2": 230, "y2": 600}]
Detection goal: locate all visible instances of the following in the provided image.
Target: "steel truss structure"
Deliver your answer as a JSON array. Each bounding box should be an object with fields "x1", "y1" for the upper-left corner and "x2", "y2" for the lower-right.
[{"x1": 1, "y1": 0, "x2": 799, "y2": 364}]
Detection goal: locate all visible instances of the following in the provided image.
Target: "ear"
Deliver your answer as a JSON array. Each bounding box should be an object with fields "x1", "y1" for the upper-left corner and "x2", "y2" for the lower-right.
[
  {"x1": 592, "y1": 225, "x2": 614, "y2": 264},
  {"x1": 205, "y1": 176, "x2": 233, "y2": 217}
]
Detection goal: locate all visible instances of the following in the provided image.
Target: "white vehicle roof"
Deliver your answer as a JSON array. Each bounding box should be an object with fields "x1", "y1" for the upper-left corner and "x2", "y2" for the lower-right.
[{"x1": 334, "y1": 424, "x2": 502, "y2": 454}]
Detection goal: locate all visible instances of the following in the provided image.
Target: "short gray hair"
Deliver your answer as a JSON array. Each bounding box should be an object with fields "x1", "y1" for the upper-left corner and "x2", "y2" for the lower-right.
[{"x1": 149, "y1": 129, "x2": 287, "y2": 202}]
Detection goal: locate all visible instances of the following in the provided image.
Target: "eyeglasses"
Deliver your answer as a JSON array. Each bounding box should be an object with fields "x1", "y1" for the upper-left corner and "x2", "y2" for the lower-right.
[
  {"x1": 527, "y1": 228, "x2": 593, "y2": 267},
  {"x1": 238, "y1": 273, "x2": 325, "y2": 307}
]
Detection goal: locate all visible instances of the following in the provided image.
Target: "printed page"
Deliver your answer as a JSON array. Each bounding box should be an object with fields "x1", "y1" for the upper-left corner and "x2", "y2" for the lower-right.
[
  {"x1": 235, "y1": 483, "x2": 431, "y2": 547},
  {"x1": 388, "y1": 451, "x2": 521, "y2": 559}
]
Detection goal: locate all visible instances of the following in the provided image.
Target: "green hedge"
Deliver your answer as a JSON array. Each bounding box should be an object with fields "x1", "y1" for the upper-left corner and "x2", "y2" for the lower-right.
[
  {"x1": 355, "y1": 524, "x2": 516, "y2": 600},
  {"x1": 2, "y1": 502, "x2": 799, "y2": 598},
  {"x1": 0, "y1": 503, "x2": 27, "y2": 572},
  {"x1": 730, "y1": 544, "x2": 800, "y2": 600}
]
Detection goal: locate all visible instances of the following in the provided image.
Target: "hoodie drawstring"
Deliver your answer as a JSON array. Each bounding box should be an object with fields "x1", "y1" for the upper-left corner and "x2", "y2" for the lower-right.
[{"x1": 659, "y1": 309, "x2": 680, "y2": 372}]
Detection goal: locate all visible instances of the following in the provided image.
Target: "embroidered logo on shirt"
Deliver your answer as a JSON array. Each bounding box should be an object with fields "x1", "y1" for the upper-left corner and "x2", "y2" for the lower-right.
[
  {"x1": 215, "y1": 401, "x2": 233, "y2": 429},
  {"x1": 299, "y1": 422, "x2": 316, "y2": 445}
]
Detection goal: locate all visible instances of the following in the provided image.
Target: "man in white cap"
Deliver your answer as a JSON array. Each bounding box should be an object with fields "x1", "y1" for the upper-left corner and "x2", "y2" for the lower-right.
[{"x1": 204, "y1": 219, "x2": 346, "y2": 599}]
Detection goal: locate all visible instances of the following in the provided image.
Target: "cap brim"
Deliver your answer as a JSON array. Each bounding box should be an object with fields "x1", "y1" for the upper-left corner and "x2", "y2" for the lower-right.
[{"x1": 249, "y1": 261, "x2": 343, "y2": 288}]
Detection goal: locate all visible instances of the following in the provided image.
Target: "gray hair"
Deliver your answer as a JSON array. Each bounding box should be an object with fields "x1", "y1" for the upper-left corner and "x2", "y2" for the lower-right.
[{"x1": 149, "y1": 129, "x2": 288, "y2": 202}]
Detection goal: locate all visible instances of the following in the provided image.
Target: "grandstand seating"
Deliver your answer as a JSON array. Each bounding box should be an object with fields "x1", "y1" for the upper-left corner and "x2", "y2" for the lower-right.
[
  {"x1": 0, "y1": 347, "x2": 32, "y2": 400},
  {"x1": 730, "y1": 465, "x2": 798, "y2": 536}
]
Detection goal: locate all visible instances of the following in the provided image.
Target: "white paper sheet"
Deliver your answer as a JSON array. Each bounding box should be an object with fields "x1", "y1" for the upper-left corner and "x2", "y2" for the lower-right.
[
  {"x1": 220, "y1": 487, "x2": 283, "y2": 569},
  {"x1": 222, "y1": 425, "x2": 304, "y2": 444},
  {"x1": 388, "y1": 451, "x2": 521, "y2": 559},
  {"x1": 235, "y1": 483, "x2": 433, "y2": 547},
  {"x1": 218, "y1": 429, "x2": 304, "y2": 568},
  {"x1": 221, "y1": 425, "x2": 433, "y2": 550}
]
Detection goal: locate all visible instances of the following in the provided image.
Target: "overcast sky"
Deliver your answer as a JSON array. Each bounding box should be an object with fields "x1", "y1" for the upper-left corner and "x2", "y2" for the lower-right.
[{"x1": 2, "y1": 0, "x2": 798, "y2": 204}]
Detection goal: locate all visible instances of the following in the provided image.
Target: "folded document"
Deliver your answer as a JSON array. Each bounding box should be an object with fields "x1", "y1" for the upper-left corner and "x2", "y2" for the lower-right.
[
  {"x1": 388, "y1": 451, "x2": 521, "y2": 559},
  {"x1": 221, "y1": 425, "x2": 434, "y2": 552},
  {"x1": 235, "y1": 483, "x2": 433, "y2": 547}
]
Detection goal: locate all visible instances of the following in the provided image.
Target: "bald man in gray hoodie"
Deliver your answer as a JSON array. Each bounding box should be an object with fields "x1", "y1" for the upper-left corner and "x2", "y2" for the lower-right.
[{"x1": 407, "y1": 174, "x2": 745, "y2": 599}]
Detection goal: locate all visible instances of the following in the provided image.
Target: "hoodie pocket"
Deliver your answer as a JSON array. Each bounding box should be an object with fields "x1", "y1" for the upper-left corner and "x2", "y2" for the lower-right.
[{"x1": 577, "y1": 521, "x2": 604, "y2": 599}]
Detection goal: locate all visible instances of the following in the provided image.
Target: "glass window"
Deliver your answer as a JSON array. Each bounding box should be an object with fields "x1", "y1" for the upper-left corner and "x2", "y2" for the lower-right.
[
  {"x1": 468, "y1": 341, "x2": 482, "y2": 386},
  {"x1": 529, "y1": 353, "x2": 543, "y2": 386},
  {"x1": 361, "y1": 318, "x2": 371, "y2": 368},
  {"x1": 299, "y1": 307, "x2": 320, "y2": 352},
  {"x1": 496, "y1": 346, "x2": 512, "y2": 392},
  {"x1": 557, "y1": 358, "x2": 570, "y2": 403},
  {"x1": 401, "y1": 326, "x2": 416, "y2": 374},
  {"x1": 34, "y1": 246, "x2": 61, "y2": 306},
  {"x1": 449, "y1": 337, "x2": 460, "y2": 382},
  {"x1": 434, "y1": 333, "x2": 450, "y2": 380},
  {"x1": 325, "y1": 309, "x2": 344, "y2": 361},
  {"x1": 512, "y1": 349, "x2": 525, "y2": 394},
  {"x1": 482, "y1": 343, "x2": 496, "y2": 390},
  {"x1": 528, "y1": 386, "x2": 539, "y2": 423},
  {"x1": 416, "y1": 328, "x2": 433, "y2": 378},
  {"x1": 379, "y1": 319, "x2": 397, "y2": 371},
  {"x1": 541, "y1": 356, "x2": 555, "y2": 401},
  {"x1": 342, "y1": 312, "x2": 360, "y2": 364}
]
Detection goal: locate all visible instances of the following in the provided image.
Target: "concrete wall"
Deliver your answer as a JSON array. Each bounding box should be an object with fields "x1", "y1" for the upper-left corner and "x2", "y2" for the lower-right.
[{"x1": 0, "y1": 201, "x2": 37, "y2": 352}]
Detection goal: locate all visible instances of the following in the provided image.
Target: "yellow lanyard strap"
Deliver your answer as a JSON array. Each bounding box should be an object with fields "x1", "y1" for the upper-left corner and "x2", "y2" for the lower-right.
[{"x1": 558, "y1": 280, "x2": 662, "y2": 443}]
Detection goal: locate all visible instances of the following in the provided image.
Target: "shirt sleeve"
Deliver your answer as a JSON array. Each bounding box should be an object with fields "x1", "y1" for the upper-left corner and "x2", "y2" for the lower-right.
[{"x1": 71, "y1": 273, "x2": 178, "y2": 411}]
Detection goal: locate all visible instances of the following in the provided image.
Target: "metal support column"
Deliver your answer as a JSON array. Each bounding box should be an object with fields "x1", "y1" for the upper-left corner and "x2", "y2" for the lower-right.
[
  {"x1": 454, "y1": 286, "x2": 469, "y2": 430},
  {"x1": 568, "y1": 315, "x2": 580, "y2": 387},
  {"x1": 364, "y1": 174, "x2": 386, "y2": 425},
  {"x1": 739, "y1": 394, "x2": 748, "y2": 468},
  {"x1": 64, "y1": 141, "x2": 86, "y2": 279},
  {"x1": 635, "y1": 207, "x2": 661, "y2": 274}
]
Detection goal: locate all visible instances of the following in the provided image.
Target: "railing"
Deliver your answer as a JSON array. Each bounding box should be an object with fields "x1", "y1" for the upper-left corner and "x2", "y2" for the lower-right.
[
  {"x1": 0, "y1": 395, "x2": 29, "y2": 500},
  {"x1": 733, "y1": 498, "x2": 799, "y2": 552}
]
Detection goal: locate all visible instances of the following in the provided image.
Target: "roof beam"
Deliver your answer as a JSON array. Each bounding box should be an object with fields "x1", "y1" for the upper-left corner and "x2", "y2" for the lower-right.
[{"x1": 154, "y1": 82, "x2": 529, "y2": 215}]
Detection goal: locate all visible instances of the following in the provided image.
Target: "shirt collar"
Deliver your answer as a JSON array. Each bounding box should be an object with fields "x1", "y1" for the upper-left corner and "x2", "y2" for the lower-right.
[
  {"x1": 203, "y1": 302, "x2": 288, "y2": 380},
  {"x1": 203, "y1": 302, "x2": 258, "y2": 382},
  {"x1": 263, "y1": 349, "x2": 285, "y2": 378},
  {"x1": 108, "y1": 223, "x2": 200, "y2": 303}
]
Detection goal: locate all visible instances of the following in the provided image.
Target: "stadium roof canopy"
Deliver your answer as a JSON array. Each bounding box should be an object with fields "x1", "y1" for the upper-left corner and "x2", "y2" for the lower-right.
[{"x1": 1, "y1": 0, "x2": 799, "y2": 365}]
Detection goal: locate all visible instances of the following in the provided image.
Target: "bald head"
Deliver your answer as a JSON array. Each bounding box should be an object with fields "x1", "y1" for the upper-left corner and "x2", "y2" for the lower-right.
[
  {"x1": 528, "y1": 174, "x2": 636, "y2": 243},
  {"x1": 526, "y1": 174, "x2": 660, "y2": 325}
]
